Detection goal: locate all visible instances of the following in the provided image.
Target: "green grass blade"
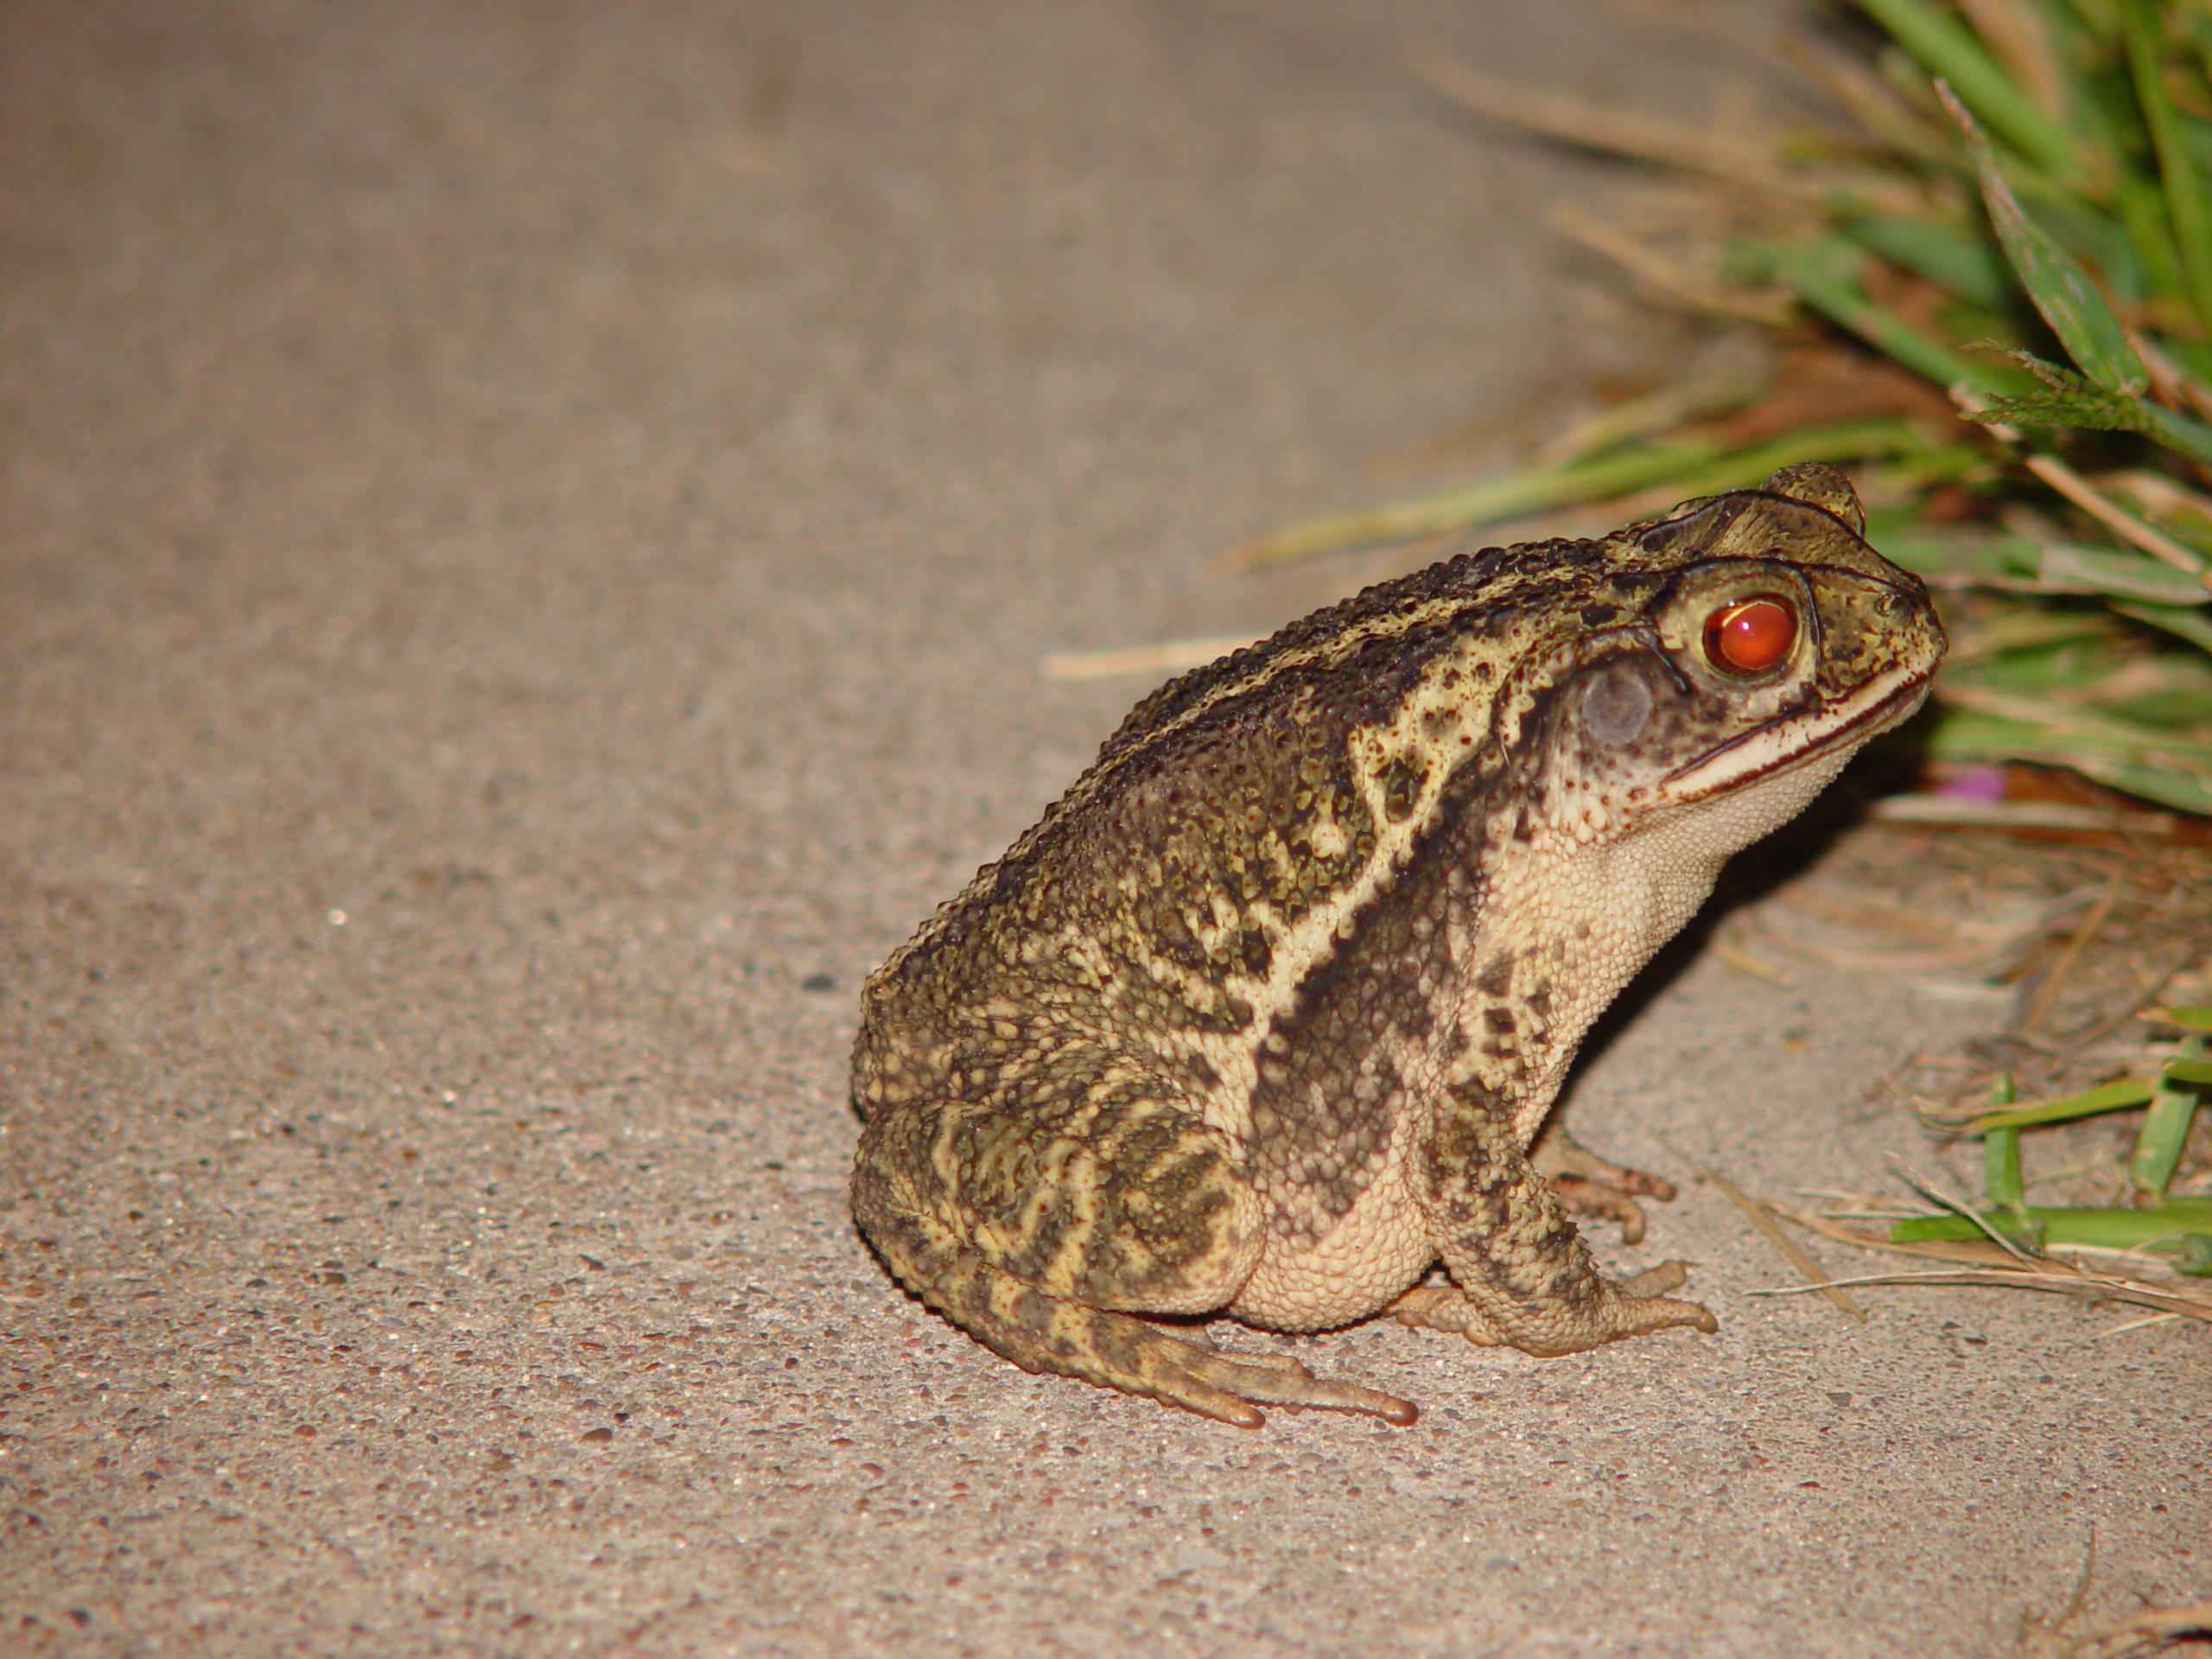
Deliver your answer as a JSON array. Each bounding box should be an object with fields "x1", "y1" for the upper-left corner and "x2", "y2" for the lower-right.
[
  {"x1": 1758, "y1": 235, "x2": 2012, "y2": 391},
  {"x1": 1968, "y1": 1076, "x2": 2158, "y2": 1130},
  {"x1": 2171, "y1": 1236, "x2": 2212, "y2": 1276},
  {"x1": 1854, "y1": 0, "x2": 2080, "y2": 179},
  {"x1": 1232, "y1": 418, "x2": 1932, "y2": 566},
  {"x1": 2151, "y1": 1007, "x2": 2212, "y2": 1033},
  {"x1": 1891, "y1": 1218, "x2": 2007, "y2": 1245},
  {"x1": 2121, "y1": 0, "x2": 2212, "y2": 330},
  {"x1": 1977, "y1": 384, "x2": 2155, "y2": 431},
  {"x1": 1930, "y1": 692, "x2": 2212, "y2": 763},
  {"x1": 2113, "y1": 601, "x2": 2212, "y2": 652},
  {"x1": 1846, "y1": 215, "x2": 2013, "y2": 307},
  {"x1": 2037, "y1": 543, "x2": 2212, "y2": 603},
  {"x1": 2077, "y1": 759, "x2": 2212, "y2": 814},
  {"x1": 1874, "y1": 529, "x2": 2042, "y2": 579},
  {"x1": 2136, "y1": 1035, "x2": 2207, "y2": 1200},
  {"x1": 1986, "y1": 1124, "x2": 2028, "y2": 1213},
  {"x1": 1891, "y1": 1198, "x2": 2212, "y2": 1249},
  {"x1": 1923, "y1": 702, "x2": 2212, "y2": 811},
  {"x1": 1982, "y1": 1071, "x2": 2028, "y2": 1220},
  {"x1": 1232, "y1": 442, "x2": 1716, "y2": 564},
  {"x1": 1942, "y1": 86, "x2": 2151, "y2": 395},
  {"x1": 2139, "y1": 398, "x2": 2212, "y2": 469},
  {"x1": 2111, "y1": 168, "x2": 2192, "y2": 305}
]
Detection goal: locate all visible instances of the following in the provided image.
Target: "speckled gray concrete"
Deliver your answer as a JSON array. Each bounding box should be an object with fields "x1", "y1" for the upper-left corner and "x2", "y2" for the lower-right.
[{"x1": 2, "y1": 3, "x2": 2204, "y2": 1656}]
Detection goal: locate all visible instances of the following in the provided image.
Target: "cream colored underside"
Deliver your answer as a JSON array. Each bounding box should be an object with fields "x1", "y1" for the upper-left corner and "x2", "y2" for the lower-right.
[
  {"x1": 1229, "y1": 1107, "x2": 1438, "y2": 1330},
  {"x1": 1222, "y1": 738, "x2": 1864, "y2": 1332}
]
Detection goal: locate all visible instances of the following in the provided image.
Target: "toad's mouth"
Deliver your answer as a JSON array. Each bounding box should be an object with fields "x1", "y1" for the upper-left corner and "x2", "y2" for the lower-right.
[{"x1": 1662, "y1": 662, "x2": 1939, "y2": 803}]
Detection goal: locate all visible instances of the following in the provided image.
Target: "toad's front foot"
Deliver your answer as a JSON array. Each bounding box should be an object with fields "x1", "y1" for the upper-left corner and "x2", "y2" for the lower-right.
[
  {"x1": 1390, "y1": 1259, "x2": 1716, "y2": 1355},
  {"x1": 1530, "y1": 1122, "x2": 1678, "y2": 1245}
]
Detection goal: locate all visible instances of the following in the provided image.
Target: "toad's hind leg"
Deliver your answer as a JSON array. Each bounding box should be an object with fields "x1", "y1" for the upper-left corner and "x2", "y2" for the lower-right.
[
  {"x1": 851, "y1": 1090, "x2": 1415, "y2": 1427},
  {"x1": 901, "y1": 1244, "x2": 1416, "y2": 1428}
]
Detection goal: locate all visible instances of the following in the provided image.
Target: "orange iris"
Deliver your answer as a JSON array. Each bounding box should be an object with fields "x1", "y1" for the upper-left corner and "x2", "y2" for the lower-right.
[{"x1": 1702, "y1": 598, "x2": 1796, "y2": 677}]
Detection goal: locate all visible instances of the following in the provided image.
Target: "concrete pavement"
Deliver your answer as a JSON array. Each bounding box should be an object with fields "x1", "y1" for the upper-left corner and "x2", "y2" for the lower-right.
[{"x1": 2, "y1": 3, "x2": 2203, "y2": 1654}]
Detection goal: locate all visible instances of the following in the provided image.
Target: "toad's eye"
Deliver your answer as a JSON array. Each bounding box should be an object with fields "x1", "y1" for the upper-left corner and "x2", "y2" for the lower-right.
[{"x1": 1702, "y1": 597, "x2": 1797, "y2": 677}]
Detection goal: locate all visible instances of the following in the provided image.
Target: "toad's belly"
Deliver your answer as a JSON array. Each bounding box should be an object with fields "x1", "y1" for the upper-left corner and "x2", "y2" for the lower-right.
[{"x1": 1226, "y1": 1135, "x2": 1436, "y2": 1332}]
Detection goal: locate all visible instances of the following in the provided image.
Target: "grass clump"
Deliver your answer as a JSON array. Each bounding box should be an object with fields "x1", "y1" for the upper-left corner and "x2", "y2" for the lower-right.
[{"x1": 1243, "y1": 0, "x2": 2212, "y2": 817}]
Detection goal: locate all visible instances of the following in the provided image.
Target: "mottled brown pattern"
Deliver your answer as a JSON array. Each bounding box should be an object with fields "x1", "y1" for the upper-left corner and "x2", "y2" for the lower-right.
[{"x1": 851, "y1": 465, "x2": 1945, "y2": 1426}]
